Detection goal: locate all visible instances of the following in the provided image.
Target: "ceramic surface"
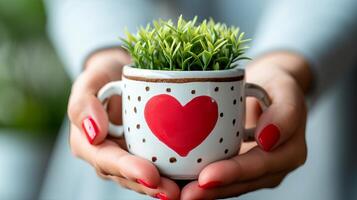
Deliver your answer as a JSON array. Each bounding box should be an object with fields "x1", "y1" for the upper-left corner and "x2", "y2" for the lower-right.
[{"x1": 98, "y1": 65, "x2": 270, "y2": 179}]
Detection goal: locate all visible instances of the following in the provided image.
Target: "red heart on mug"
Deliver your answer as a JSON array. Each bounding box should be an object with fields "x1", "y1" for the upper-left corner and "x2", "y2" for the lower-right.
[{"x1": 144, "y1": 94, "x2": 218, "y2": 157}]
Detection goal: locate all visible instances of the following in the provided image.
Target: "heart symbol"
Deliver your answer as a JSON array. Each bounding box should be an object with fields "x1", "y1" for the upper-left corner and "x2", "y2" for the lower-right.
[{"x1": 144, "y1": 94, "x2": 218, "y2": 157}]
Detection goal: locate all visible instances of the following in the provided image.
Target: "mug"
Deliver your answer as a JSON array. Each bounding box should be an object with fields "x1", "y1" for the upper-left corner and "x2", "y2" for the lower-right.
[{"x1": 97, "y1": 65, "x2": 270, "y2": 179}]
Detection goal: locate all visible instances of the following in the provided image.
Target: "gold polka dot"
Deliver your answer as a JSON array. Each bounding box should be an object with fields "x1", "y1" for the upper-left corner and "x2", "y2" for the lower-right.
[
  {"x1": 128, "y1": 95, "x2": 130, "y2": 100},
  {"x1": 219, "y1": 137, "x2": 223, "y2": 143},
  {"x1": 214, "y1": 87, "x2": 219, "y2": 92},
  {"x1": 224, "y1": 149, "x2": 229, "y2": 154},
  {"x1": 134, "y1": 107, "x2": 137, "y2": 113},
  {"x1": 166, "y1": 88, "x2": 171, "y2": 92},
  {"x1": 197, "y1": 158, "x2": 202, "y2": 163},
  {"x1": 136, "y1": 124, "x2": 140, "y2": 129},
  {"x1": 138, "y1": 96, "x2": 141, "y2": 102},
  {"x1": 191, "y1": 90, "x2": 196, "y2": 94},
  {"x1": 145, "y1": 86, "x2": 150, "y2": 91},
  {"x1": 152, "y1": 156, "x2": 157, "y2": 162},
  {"x1": 169, "y1": 157, "x2": 177, "y2": 163}
]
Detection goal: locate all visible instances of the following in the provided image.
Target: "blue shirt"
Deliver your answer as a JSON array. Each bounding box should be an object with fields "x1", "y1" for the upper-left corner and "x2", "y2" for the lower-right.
[{"x1": 45, "y1": 0, "x2": 357, "y2": 99}]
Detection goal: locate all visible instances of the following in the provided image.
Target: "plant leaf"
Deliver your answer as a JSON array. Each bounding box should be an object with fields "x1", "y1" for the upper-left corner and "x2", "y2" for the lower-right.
[{"x1": 200, "y1": 50, "x2": 212, "y2": 70}]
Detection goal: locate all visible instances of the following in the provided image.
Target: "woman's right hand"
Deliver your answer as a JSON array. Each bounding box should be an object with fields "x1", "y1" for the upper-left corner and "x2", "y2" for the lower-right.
[{"x1": 67, "y1": 48, "x2": 180, "y2": 200}]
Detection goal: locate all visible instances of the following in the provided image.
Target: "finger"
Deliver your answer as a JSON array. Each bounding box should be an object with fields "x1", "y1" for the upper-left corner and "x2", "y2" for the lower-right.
[
  {"x1": 68, "y1": 66, "x2": 122, "y2": 145},
  {"x1": 181, "y1": 171, "x2": 287, "y2": 200},
  {"x1": 198, "y1": 126, "x2": 306, "y2": 189},
  {"x1": 254, "y1": 76, "x2": 306, "y2": 151},
  {"x1": 245, "y1": 97, "x2": 261, "y2": 129},
  {"x1": 239, "y1": 141, "x2": 258, "y2": 154},
  {"x1": 107, "y1": 95, "x2": 122, "y2": 125},
  {"x1": 70, "y1": 124, "x2": 161, "y2": 189},
  {"x1": 108, "y1": 136, "x2": 128, "y2": 151},
  {"x1": 110, "y1": 176, "x2": 180, "y2": 200}
]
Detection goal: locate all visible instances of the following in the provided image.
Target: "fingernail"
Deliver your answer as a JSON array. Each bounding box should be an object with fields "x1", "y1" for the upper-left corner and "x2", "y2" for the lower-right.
[
  {"x1": 258, "y1": 124, "x2": 280, "y2": 151},
  {"x1": 136, "y1": 179, "x2": 157, "y2": 189},
  {"x1": 81, "y1": 116, "x2": 99, "y2": 144},
  {"x1": 155, "y1": 192, "x2": 169, "y2": 200},
  {"x1": 199, "y1": 181, "x2": 222, "y2": 189}
]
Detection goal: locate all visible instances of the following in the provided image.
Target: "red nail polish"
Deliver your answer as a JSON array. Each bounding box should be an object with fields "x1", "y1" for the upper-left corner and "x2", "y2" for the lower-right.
[
  {"x1": 258, "y1": 124, "x2": 280, "y2": 151},
  {"x1": 155, "y1": 192, "x2": 169, "y2": 200},
  {"x1": 136, "y1": 179, "x2": 157, "y2": 189},
  {"x1": 199, "y1": 181, "x2": 221, "y2": 189},
  {"x1": 82, "y1": 117, "x2": 99, "y2": 144}
]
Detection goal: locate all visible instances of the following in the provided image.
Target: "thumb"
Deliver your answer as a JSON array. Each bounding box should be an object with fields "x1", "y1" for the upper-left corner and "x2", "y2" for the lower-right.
[
  {"x1": 254, "y1": 80, "x2": 306, "y2": 152},
  {"x1": 68, "y1": 70, "x2": 116, "y2": 145}
]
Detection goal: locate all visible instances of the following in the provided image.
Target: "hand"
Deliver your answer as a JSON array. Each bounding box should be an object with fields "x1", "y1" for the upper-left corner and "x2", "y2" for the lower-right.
[
  {"x1": 180, "y1": 52, "x2": 312, "y2": 200},
  {"x1": 68, "y1": 48, "x2": 180, "y2": 200}
]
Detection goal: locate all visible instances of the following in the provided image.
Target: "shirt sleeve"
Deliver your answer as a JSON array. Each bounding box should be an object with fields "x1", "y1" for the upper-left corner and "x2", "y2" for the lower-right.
[
  {"x1": 44, "y1": 0, "x2": 174, "y2": 80},
  {"x1": 248, "y1": 0, "x2": 357, "y2": 99}
]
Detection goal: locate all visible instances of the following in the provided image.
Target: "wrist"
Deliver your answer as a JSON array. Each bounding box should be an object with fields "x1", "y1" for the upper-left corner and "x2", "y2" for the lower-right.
[
  {"x1": 84, "y1": 47, "x2": 131, "y2": 80},
  {"x1": 249, "y1": 51, "x2": 313, "y2": 93}
]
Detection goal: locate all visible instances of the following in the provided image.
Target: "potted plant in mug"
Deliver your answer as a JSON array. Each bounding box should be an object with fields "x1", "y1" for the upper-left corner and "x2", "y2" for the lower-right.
[
  {"x1": 121, "y1": 15, "x2": 250, "y2": 71},
  {"x1": 97, "y1": 16, "x2": 270, "y2": 179}
]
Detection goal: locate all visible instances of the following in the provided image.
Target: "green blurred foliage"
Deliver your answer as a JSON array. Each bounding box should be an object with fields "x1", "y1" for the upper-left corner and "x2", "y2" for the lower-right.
[
  {"x1": 0, "y1": 0, "x2": 70, "y2": 134},
  {"x1": 0, "y1": 0, "x2": 45, "y2": 38}
]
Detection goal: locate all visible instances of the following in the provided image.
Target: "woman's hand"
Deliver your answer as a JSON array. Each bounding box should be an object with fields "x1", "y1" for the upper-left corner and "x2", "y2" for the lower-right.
[
  {"x1": 67, "y1": 48, "x2": 180, "y2": 200},
  {"x1": 180, "y1": 52, "x2": 312, "y2": 200}
]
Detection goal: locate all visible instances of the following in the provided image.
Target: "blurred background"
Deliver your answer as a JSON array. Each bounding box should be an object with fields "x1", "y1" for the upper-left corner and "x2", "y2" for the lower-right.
[{"x1": 0, "y1": 0, "x2": 70, "y2": 199}]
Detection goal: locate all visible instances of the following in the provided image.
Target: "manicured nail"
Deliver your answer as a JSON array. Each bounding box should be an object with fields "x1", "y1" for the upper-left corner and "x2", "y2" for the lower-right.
[
  {"x1": 136, "y1": 179, "x2": 157, "y2": 189},
  {"x1": 199, "y1": 181, "x2": 222, "y2": 189},
  {"x1": 81, "y1": 116, "x2": 99, "y2": 144},
  {"x1": 258, "y1": 124, "x2": 280, "y2": 151},
  {"x1": 155, "y1": 192, "x2": 169, "y2": 200}
]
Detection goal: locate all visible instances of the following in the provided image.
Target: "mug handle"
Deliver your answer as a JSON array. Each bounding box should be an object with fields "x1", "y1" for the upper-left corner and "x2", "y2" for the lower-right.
[
  {"x1": 244, "y1": 83, "x2": 272, "y2": 140},
  {"x1": 97, "y1": 81, "x2": 124, "y2": 137}
]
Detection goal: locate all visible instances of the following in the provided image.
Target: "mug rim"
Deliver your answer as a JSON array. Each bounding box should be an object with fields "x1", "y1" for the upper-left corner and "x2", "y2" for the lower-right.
[{"x1": 122, "y1": 64, "x2": 245, "y2": 83}]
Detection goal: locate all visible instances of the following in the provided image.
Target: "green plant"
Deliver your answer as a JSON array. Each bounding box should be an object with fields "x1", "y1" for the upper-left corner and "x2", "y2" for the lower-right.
[{"x1": 121, "y1": 15, "x2": 251, "y2": 71}]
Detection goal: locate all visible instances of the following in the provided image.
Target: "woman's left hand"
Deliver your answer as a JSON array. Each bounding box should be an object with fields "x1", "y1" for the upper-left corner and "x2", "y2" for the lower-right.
[{"x1": 180, "y1": 52, "x2": 311, "y2": 200}]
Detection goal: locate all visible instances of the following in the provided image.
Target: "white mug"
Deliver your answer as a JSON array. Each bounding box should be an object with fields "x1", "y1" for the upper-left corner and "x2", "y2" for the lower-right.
[{"x1": 98, "y1": 65, "x2": 270, "y2": 179}]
